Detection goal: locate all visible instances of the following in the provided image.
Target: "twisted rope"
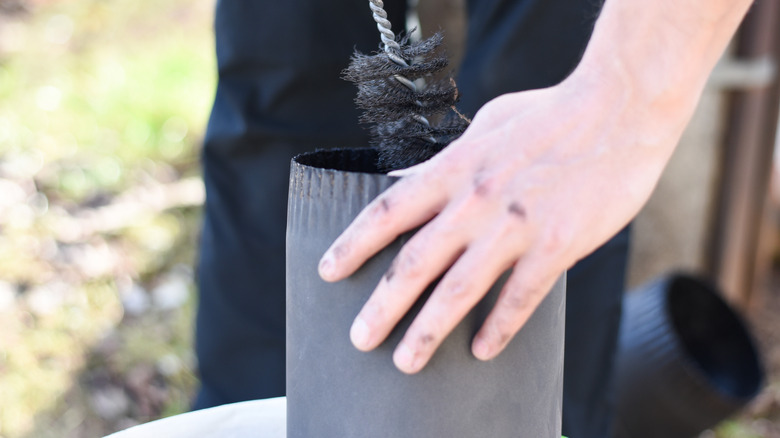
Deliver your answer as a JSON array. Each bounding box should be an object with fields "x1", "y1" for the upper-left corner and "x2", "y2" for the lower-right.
[
  {"x1": 368, "y1": 0, "x2": 436, "y2": 143},
  {"x1": 369, "y1": 0, "x2": 401, "y2": 55}
]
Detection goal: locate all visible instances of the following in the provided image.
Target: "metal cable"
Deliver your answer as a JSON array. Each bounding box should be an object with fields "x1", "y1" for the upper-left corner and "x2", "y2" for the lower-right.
[
  {"x1": 368, "y1": 0, "x2": 437, "y2": 143},
  {"x1": 369, "y1": 0, "x2": 401, "y2": 55}
]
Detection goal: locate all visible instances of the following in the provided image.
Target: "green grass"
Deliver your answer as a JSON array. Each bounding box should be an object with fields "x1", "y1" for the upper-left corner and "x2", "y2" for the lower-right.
[{"x1": 715, "y1": 421, "x2": 764, "y2": 438}]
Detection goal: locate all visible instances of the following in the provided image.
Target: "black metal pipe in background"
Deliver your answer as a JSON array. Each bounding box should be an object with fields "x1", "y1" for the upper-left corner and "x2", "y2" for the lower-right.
[{"x1": 612, "y1": 273, "x2": 764, "y2": 438}]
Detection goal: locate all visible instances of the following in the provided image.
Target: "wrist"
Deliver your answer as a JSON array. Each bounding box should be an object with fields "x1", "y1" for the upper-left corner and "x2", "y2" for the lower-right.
[
  {"x1": 558, "y1": 55, "x2": 684, "y2": 173},
  {"x1": 562, "y1": 58, "x2": 679, "y2": 145},
  {"x1": 568, "y1": 39, "x2": 702, "y2": 137},
  {"x1": 566, "y1": 0, "x2": 753, "y2": 140}
]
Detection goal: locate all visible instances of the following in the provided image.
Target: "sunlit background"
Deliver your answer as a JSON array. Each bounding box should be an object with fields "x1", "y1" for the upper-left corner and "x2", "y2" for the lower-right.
[
  {"x1": 0, "y1": 0, "x2": 779, "y2": 437},
  {"x1": 0, "y1": 0, "x2": 213, "y2": 436}
]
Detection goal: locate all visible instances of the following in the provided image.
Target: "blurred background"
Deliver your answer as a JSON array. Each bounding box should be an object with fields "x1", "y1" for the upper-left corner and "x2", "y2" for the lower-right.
[
  {"x1": 0, "y1": 0, "x2": 779, "y2": 437},
  {"x1": 0, "y1": 0, "x2": 212, "y2": 436}
]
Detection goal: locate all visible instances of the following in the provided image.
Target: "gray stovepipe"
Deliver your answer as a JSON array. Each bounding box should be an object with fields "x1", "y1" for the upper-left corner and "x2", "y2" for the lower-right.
[{"x1": 286, "y1": 148, "x2": 566, "y2": 438}]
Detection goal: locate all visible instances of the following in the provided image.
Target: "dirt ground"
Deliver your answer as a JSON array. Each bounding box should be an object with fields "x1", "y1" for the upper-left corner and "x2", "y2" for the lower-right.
[{"x1": 730, "y1": 274, "x2": 780, "y2": 437}]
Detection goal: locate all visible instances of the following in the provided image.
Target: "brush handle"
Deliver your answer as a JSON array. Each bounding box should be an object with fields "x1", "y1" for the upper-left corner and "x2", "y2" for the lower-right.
[
  {"x1": 365, "y1": 1, "x2": 439, "y2": 145},
  {"x1": 368, "y1": 0, "x2": 401, "y2": 54}
]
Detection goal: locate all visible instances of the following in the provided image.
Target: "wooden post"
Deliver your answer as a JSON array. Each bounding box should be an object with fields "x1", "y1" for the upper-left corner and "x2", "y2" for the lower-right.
[
  {"x1": 708, "y1": 0, "x2": 780, "y2": 306},
  {"x1": 416, "y1": 0, "x2": 467, "y2": 70}
]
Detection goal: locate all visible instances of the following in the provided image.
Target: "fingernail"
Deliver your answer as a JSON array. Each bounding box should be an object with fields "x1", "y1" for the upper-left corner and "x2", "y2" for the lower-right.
[
  {"x1": 350, "y1": 317, "x2": 371, "y2": 350},
  {"x1": 318, "y1": 255, "x2": 334, "y2": 279},
  {"x1": 473, "y1": 337, "x2": 492, "y2": 361},
  {"x1": 393, "y1": 342, "x2": 416, "y2": 372}
]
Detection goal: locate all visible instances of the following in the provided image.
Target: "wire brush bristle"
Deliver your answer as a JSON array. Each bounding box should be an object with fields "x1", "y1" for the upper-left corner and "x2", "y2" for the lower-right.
[{"x1": 343, "y1": 32, "x2": 470, "y2": 172}]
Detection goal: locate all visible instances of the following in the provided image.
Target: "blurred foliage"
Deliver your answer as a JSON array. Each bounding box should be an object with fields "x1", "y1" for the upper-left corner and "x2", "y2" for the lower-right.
[{"x1": 0, "y1": 0, "x2": 214, "y2": 436}]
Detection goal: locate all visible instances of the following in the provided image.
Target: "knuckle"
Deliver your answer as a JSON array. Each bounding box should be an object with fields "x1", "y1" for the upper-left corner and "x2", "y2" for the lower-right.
[
  {"x1": 406, "y1": 320, "x2": 442, "y2": 352},
  {"x1": 472, "y1": 172, "x2": 501, "y2": 199},
  {"x1": 430, "y1": 218, "x2": 461, "y2": 241},
  {"x1": 502, "y1": 288, "x2": 532, "y2": 312},
  {"x1": 418, "y1": 332, "x2": 437, "y2": 349},
  {"x1": 506, "y1": 201, "x2": 527, "y2": 221},
  {"x1": 540, "y1": 225, "x2": 572, "y2": 257},
  {"x1": 443, "y1": 279, "x2": 469, "y2": 300},
  {"x1": 367, "y1": 196, "x2": 393, "y2": 226},
  {"x1": 415, "y1": 162, "x2": 451, "y2": 192},
  {"x1": 502, "y1": 274, "x2": 548, "y2": 311},
  {"x1": 434, "y1": 276, "x2": 473, "y2": 308},
  {"x1": 433, "y1": 151, "x2": 468, "y2": 176},
  {"x1": 331, "y1": 242, "x2": 350, "y2": 261},
  {"x1": 432, "y1": 155, "x2": 457, "y2": 174},
  {"x1": 361, "y1": 298, "x2": 386, "y2": 323},
  {"x1": 454, "y1": 192, "x2": 484, "y2": 220},
  {"x1": 487, "y1": 315, "x2": 517, "y2": 349},
  {"x1": 397, "y1": 244, "x2": 425, "y2": 279},
  {"x1": 493, "y1": 217, "x2": 524, "y2": 244}
]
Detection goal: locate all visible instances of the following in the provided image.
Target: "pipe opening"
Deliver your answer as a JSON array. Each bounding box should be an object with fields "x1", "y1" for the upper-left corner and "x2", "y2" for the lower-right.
[
  {"x1": 666, "y1": 274, "x2": 764, "y2": 400},
  {"x1": 294, "y1": 148, "x2": 382, "y2": 174}
]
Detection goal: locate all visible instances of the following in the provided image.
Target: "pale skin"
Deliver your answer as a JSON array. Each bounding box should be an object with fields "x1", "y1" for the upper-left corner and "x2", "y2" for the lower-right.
[{"x1": 318, "y1": 0, "x2": 755, "y2": 374}]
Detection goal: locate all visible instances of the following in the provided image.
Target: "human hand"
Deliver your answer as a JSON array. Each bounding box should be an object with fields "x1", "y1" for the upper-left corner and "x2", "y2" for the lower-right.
[
  {"x1": 315, "y1": 0, "x2": 752, "y2": 377},
  {"x1": 317, "y1": 69, "x2": 686, "y2": 374}
]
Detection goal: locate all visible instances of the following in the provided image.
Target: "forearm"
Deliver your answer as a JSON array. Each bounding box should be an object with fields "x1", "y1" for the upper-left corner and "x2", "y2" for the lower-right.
[{"x1": 571, "y1": 0, "x2": 753, "y2": 142}]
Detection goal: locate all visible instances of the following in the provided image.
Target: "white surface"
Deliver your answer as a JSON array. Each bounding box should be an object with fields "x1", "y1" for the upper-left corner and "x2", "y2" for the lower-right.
[{"x1": 105, "y1": 397, "x2": 286, "y2": 438}]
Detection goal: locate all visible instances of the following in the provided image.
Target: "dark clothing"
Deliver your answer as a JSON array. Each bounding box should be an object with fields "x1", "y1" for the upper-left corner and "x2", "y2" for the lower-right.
[{"x1": 195, "y1": 1, "x2": 627, "y2": 437}]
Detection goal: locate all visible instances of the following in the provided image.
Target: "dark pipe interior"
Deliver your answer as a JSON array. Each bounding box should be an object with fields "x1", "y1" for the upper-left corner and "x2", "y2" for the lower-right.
[
  {"x1": 295, "y1": 148, "x2": 382, "y2": 174},
  {"x1": 666, "y1": 275, "x2": 764, "y2": 400}
]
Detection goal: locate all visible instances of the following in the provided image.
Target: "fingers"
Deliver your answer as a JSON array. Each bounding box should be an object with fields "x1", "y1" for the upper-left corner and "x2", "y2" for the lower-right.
[
  {"x1": 471, "y1": 253, "x2": 562, "y2": 361},
  {"x1": 318, "y1": 173, "x2": 447, "y2": 282},
  {"x1": 391, "y1": 228, "x2": 523, "y2": 374},
  {"x1": 322, "y1": 142, "x2": 567, "y2": 371},
  {"x1": 348, "y1": 208, "x2": 470, "y2": 353}
]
